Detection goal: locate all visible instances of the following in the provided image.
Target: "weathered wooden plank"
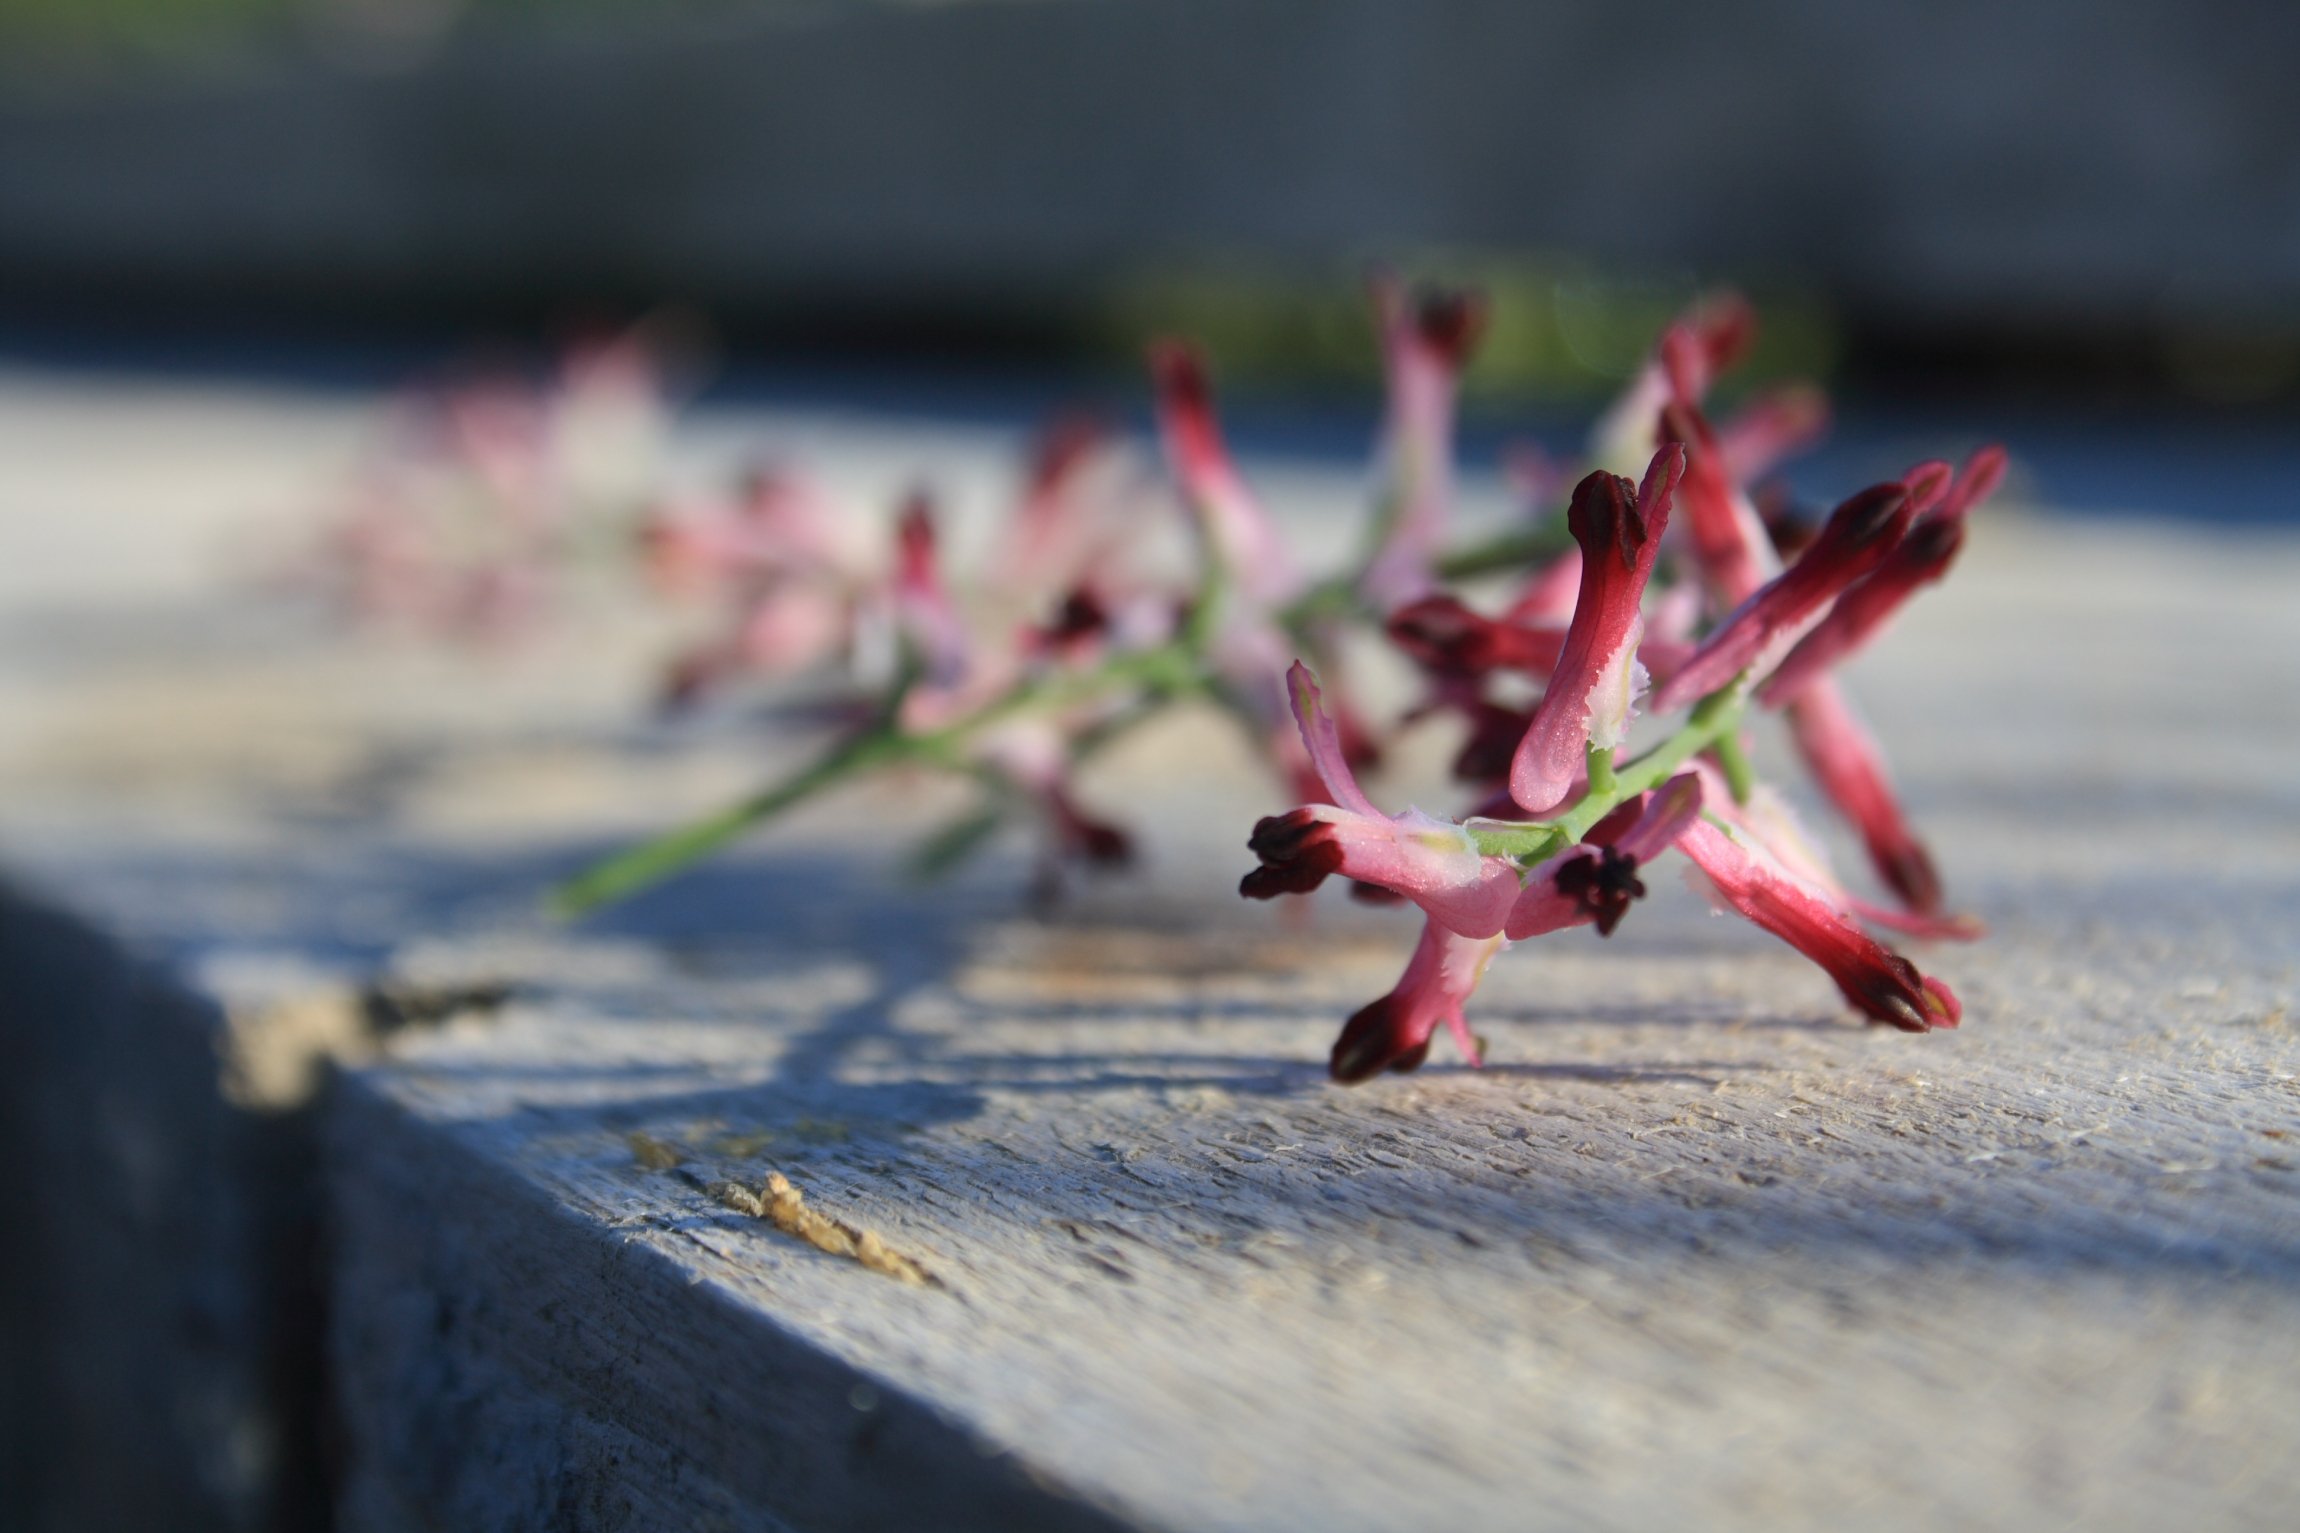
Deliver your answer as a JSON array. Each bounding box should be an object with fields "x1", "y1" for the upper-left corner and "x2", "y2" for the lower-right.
[
  {"x1": 4, "y1": 369, "x2": 2298, "y2": 1530},
  {"x1": 315, "y1": 512, "x2": 2300, "y2": 1530}
]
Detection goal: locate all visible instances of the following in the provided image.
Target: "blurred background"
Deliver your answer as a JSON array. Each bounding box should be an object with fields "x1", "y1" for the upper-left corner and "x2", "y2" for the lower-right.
[{"x1": 2, "y1": 0, "x2": 2297, "y2": 516}]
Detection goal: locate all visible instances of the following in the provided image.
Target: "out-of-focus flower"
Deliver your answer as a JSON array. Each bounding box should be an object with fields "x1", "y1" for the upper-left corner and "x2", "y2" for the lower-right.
[
  {"x1": 1361, "y1": 279, "x2": 1488, "y2": 611},
  {"x1": 1652, "y1": 481, "x2": 1913, "y2": 709},
  {"x1": 1758, "y1": 447, "x2": 2007, "y2": 706}
]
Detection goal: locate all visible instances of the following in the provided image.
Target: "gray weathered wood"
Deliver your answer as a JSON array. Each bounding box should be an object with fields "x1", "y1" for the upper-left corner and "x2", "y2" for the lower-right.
[{"x1": 3, "y1": 368, "x2": 2297, "y2": 1530}]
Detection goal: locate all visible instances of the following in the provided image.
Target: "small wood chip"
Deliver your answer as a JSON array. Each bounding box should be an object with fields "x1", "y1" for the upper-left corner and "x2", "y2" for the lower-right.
[{"x1": 710, "y1": 1171, "x2": 935, "y2": 1288}]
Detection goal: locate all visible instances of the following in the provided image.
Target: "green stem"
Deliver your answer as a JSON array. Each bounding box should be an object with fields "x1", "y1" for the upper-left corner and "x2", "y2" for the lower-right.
[
  {"x1": 550, "y1": 728, "x2": 906, "y2": 917},
  {"x1": 1432, "y1": 520, "x2": 1574, "y2": 583},
  {"x1": 554, "y1": 509, "x2": 1567, "y2": 918},
  {"x1": 1469, "y1": 687, "x2": 1745, "y2": 863},
  {"x1": 550, "y1": 633, "x2": 1210, "y2": 918},
  {"x1": 1711, "y1": 728, "x2": 1757, "y2": 806},
  {"x1": 1277, "y1": 515, "x2": 1572, "y2": 633},
  {"x1": 1584, "y1": 742, "x2": 1617, "y2": 799}
]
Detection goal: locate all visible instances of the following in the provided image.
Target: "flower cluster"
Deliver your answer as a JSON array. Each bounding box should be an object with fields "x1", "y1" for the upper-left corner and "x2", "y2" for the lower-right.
[
  {"x1": 480, "y1": 283, "x2": 2006, "y2": 1086},
  {"x1": 556, "y1": 277, "x2": 1526, "y2": 912},
  {"x1": 1242, "y1": 301, "x2": 2002, "y2": 1081},
  {"x1": 634, "y1": 417, "x2": 1188, "y2": 885},
  {"x1": 310, "y1": 327, "x2": 670, "y2": 639}
]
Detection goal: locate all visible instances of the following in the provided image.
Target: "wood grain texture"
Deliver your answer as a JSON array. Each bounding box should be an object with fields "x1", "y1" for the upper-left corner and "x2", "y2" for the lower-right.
[{"x1": 2, "y1": 371, "x2": 2297, "y2": 1530}]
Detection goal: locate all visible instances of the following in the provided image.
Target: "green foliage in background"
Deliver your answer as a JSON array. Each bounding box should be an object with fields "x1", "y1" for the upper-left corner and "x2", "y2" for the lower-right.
[{"x1": 1102, "y1": 256, "x2": 1838, "y2": 405}]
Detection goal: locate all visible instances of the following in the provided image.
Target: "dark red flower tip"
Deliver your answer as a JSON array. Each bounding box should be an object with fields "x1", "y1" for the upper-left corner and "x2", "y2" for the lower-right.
[
  {"x1": 1695, "y1": 293, "x2": 1758, "y2": 376},
  {"x1": 1756, "y1": 488, "x2": 1819, "y2": 559},
  {"x1": 1036, "y1": 588, "x2": 1109, "y2": 649},
  {"x1": 1875, "y1": 838, "x2": 1944, "y2": 917},
  {"x1": 1026, "y1": 414, "x2": 1105, "y2": 495},
  {"x1": 1565, "y1": 468, "x2": 1649, "y2": 573},
  {"x1": 1240, "y1": 808, "x2": 1344, "y2": 899},
  {"x1": 1658, "y1": 297, "x2": 1759, "y2": 403},
  {"x1": 1552, "y1": 846, "x2": 1648, "y2": 937},
  {"x1": 1386, "y1": 594, "x2": 1488, "y2": 672},
  {"x1": 1827, "y1": 482, "x2": 1913, "y2": 552},
  {"x1": 1896, "y1": 514, "x2": 1965, "y2": 572},
  {"x1": 1452, "y1": 701, "x2": 1534, "y2": 785},
  {"x1": 1756, "y1": 513, "x2": 1967, "y2": 710},
  {"x1": 1843, "y1": 952, "x2": 1958, "y2": 1033},
  {"x1": 1412, "y1": 287, "x2": 1490, "y2": 368},
  {"x1": 1044, "y1": 783, "x2": 1133, "y2": 868},
  {"x1": 1074, "y1": 819, "x2": 1134, "y2": 867},
  {"x1": 1330, "y1": 994, "x2": 1431, "y2": 1084},
  {"x1": 895, "y1": 492, "x2": 937, "y2": 576},
  {"x1": 1147, "y1": 340, "x2": 1212, "y2": 415},
  {"x1": 1654, "y1": 481, "x2": 1914, "y2": 710},
  {"x1": 1386, "y1": 595, "x2": 1563, "y2": 680}
]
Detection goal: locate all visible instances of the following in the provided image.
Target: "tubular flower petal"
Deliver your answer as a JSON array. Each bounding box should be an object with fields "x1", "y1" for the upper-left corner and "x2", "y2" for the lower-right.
[
  {"x1": 1659, "y1": 400, "x2": 1781, "y2": 608},
  {"x1": 997, "y1": 415, "x2": 1111, "y2": 592},
  {"x1": 892, "y1": 495, "x2": 971, "y2": 688},
  {"x1": 1717, "y1": 385, "x2": 1831, "y2": 488},
  {"x1": 1330, "y1": 918, "x2": 1505, "y2": 1083},
  {"x1": 1504, "y1": 772, "x2": 1704, "y2": 939},
  {"x1": 1362, "y1": 280, "x2": 1488, "y2": 609},
  {"x1": 1652, "y1": 482, "x2": 1914, "y2": 711},
  {"x1": 1148, "y1": 341, "x2": 1301, "y2": 606},
  {"x1": 1388, "y1": 595, "x2": 1567, "y2": 682},
  {"x1": 1758, "y1": 447, "x2": 2007, "y2": 707},
  {"x1": 1592, "y1": 294, "x2": 1756, "y2": 475},
  {"x1": 1782, "y1": 679, "x2": 1952, "y2": 918},
  {"x1": 1689, "y1": 761, "x2": 1980, "y2": 941},
  {"x1": 1239, "y1": 664, "x2": 1521, "y2": 935},
  {"x1": 1508, "y1": 447, "x2": 1683, "y2": 814},
  {"x1": 1677, "y1": 817, "x2": 1962, "y2": 1032}
]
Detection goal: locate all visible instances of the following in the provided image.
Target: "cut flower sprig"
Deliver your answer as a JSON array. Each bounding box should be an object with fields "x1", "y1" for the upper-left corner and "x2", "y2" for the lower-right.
[{"x1": 549, "y1": 281, "x2": 2004, "y2": 1089}]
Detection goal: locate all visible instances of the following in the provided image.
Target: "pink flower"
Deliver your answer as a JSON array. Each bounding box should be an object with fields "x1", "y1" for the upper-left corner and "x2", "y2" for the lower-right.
[
  {"x1": 1362, "y1": 279, "x2": 1488, "y2": 609},
  {"x1": 1592, "y1": 294, "x2": 1755, "y2": 474},
  {"x1": 1651, "y1": 481, "x2": 1914, "y2": 710},
  {"x1": 1239, "y1": 664, "x2": 1521, "y2": 938},
  {"x1": 1716, "y1": 384, "x2": 1830, "y2": 488},
  {"x1": 995, "y1": 416, "x2": 1137, "y2": 600},
  {"x1": 641, "y1": 470, "x2": 850, "y2": 597},
  {"x1": 1509, "y1": 448, "x2": 1684, "y2": 814},
  {"x1": 1780, "y1": 680, "x2": 1962, "y2": 921},
  {"x1": 1758, "y1": 447, "x2": 2007, "y2": 707},
  {"x1": 1676, "y1": 815, "x2": 1962, "y2": 1032},
  {"x1": 1148, "y1": 342, "x2": 1301, "y2": 606},
  {"x1": 891, "y1": 493, "x2": 970, "y2": 689},
  {"x1": 1503, "y1": 771, "x2": 1705, "y2": 939},
  {"x1": 1328, "y1": 918, "x2": 1506, "y2": 1082}
]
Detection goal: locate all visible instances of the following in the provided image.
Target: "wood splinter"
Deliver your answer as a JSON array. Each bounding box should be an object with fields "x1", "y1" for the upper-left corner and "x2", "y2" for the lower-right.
[{"x1": 710, "y1": 1171, "x2": 936, "y2": 1289}]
